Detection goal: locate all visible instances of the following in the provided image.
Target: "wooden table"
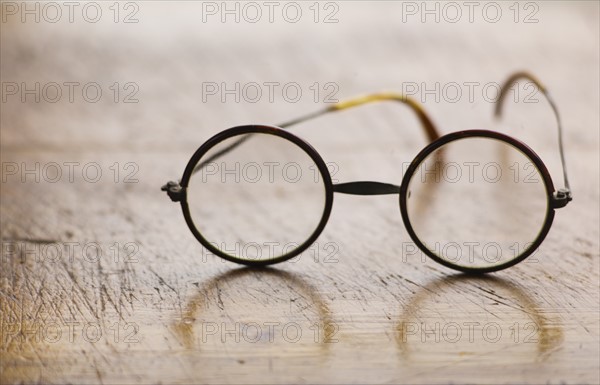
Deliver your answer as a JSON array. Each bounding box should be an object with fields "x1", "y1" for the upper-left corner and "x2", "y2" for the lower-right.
[{"x1": 1, "y1": 1, "x2": 599, "y2": 384}]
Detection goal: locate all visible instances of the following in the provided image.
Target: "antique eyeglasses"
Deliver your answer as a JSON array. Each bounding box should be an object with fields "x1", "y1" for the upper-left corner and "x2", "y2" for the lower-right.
[{"x1": 162, "y1": 72, "x2": 572, "y2": 273}]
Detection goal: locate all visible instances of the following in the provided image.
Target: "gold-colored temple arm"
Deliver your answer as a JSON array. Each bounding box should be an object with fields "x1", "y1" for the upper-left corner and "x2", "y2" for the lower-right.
[
  {"x1": 191, "y1": 93, "x2": 440, "y2": 177},
  {"x1": 494, "y1": 71, "x2": 571, "y2": 198},
  {"x1": 279, "y1": 93, "x2": 440, "y2": 142}
]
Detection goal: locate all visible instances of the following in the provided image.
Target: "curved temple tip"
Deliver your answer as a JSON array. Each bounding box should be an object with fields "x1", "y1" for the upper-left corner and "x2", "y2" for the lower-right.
[{"x1": 495, "y1": 71, "x2": 548, "y2": 119}]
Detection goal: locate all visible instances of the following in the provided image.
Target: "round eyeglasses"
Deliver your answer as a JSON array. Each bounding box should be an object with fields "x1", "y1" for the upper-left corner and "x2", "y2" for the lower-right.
[{"x1": 162, "y1": 72, "x2": 572, "y2": 274}]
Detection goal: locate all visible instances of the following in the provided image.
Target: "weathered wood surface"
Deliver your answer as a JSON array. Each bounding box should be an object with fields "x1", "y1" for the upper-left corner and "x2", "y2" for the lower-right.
[{"x1": 1, "y1": 2, "x2": 599, "y2": 384}]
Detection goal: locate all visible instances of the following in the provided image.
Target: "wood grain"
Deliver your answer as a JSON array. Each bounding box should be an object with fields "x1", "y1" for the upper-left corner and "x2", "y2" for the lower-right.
[{"x1": 1, "y1": 2, "x2": 599, "y2": 384}]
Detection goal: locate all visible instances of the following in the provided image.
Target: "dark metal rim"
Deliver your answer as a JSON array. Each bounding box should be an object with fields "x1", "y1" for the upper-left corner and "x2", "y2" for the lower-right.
[
  {"x1": 398, "y1": 129, "x2": 557, "y2": 274},
  {"x1": 179, "y1": 125, "x2": 334, "y2": 266}
]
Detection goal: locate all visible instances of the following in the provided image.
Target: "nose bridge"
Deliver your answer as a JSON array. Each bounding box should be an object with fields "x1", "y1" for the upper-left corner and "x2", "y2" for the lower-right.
[{"x1": 332, "y1": 181, "x2": 401, "y2": 196}]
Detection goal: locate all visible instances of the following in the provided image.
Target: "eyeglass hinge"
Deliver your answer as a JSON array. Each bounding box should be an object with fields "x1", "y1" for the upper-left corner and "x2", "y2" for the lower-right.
[
  {"x1": 551, "y1": 188, "x2": 572, "y2": 209},
  {"x1": 161, "y1": 181, "x2": 184, "y2": 202}
]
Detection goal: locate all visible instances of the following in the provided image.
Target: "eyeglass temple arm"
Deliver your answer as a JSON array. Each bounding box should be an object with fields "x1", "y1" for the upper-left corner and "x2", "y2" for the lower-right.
[
  {"x1": 183, "y1": 93, "x2": 441, "y2": 183},
  {"x1": 278, "y1": 93, "x2": 440, "y2": 143},
  {"x1": 494, "y1": 71, "x2": 572, "y2": 205}
]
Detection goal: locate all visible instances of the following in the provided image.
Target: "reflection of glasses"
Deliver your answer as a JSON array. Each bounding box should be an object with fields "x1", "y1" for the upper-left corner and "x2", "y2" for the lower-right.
[{"x1": 163, "y1": 72, "x2": 572, "y2": 273}]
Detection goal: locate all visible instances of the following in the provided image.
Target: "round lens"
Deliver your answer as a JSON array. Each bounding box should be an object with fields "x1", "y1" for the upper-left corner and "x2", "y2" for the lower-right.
[
  {"x1": 403, "y1": 135, "x2": 550, "y2": 270},
  {"x1": 186, "y1": 130, "x2": 329, "y2": 263}
]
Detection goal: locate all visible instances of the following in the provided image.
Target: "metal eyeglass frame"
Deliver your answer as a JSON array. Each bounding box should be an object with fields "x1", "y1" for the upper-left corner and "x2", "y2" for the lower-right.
[{"x1": 162, "y1": 72, "x2": 572, "y2": 274}]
